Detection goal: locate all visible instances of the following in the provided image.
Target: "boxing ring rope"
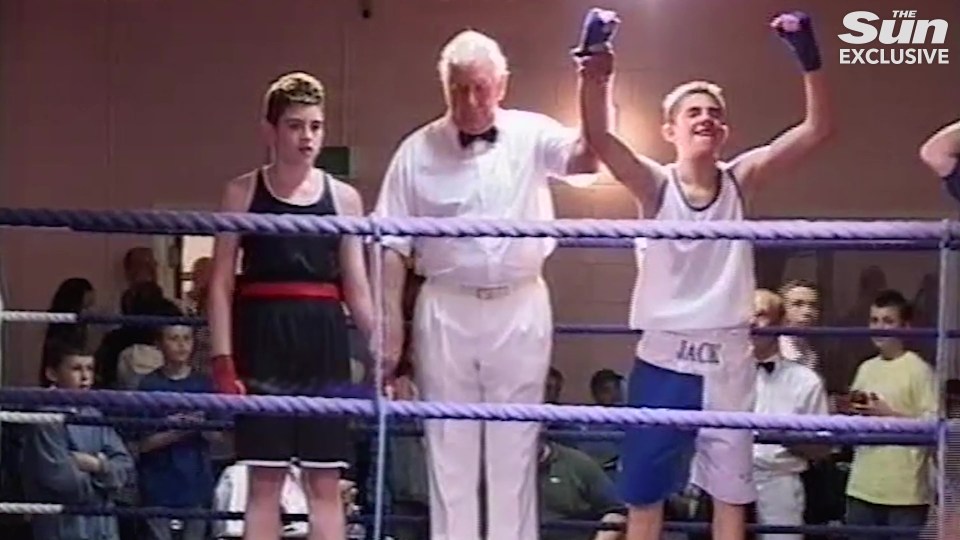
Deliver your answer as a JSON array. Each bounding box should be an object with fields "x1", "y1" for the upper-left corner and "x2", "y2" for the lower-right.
[
  {"x1": 0, "y1": 207, "x2": 957, "y2": 538},
  {"x1": 0, "y1": 410, "x2": 940, "y2": 447},
  {"x1": 0, "y1": 386, "x2": 936, "y2": 434},
  {"x1": 3, "y1": 310, "x2": 959, "y2": 339}
]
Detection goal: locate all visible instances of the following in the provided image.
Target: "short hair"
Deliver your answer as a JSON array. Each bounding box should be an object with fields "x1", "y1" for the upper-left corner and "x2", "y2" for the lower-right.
[
  {"x1": 590, "y1": 369, "x2": 623, "y2": 395},
  {"x1": 121, "y1": 281, "x2": 165, "y2": 315},
  {"x1": 548, "y1": 367, "x2": 564, "y2": 382},
  {"x1": 263, "y1": 72, "x2": 325, "y2": 126},
  {"x1": 152, "y1": 299, "x2": 189, "y2": 341},
  {"x1": 41, "y1": 338, "x2": 92, "y2": 385},
  {"x1": 872, "y1": 289, "x2": 914, "y2": 322},
  {"x1": 755, "y1": 288, "x2": 785, "y2": 323},
  {"x1": 437, "y1": 30, "x2": 509, "y2": 86},
  {"x1": 662, "y1": 81, "x2": 726, "y2": 122},
  {"x1": 123, "y1": 247, "x2": 152, "y2": 272},
  {"x1": 779, "y1": 278, "x2": 819, "y2": 298}
]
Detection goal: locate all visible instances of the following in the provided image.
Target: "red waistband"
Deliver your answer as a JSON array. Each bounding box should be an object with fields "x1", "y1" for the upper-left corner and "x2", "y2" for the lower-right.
[{"x1": 238, "y1": 282, "x2": 341, "y2": 301}]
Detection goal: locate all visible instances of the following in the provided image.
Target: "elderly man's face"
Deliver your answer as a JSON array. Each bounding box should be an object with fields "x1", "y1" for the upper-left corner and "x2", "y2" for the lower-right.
[{"x1": 445, "y1": 60, "x2": 506, "y2": 135}]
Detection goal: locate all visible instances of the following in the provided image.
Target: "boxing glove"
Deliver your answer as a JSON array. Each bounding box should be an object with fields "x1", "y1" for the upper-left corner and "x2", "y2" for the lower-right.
[
  {"x1": 211, "y1": 354, "x2": 246, "y2": 395},
  {"x1": 773, "y1": 11, "x2": 821, "y2": 72},
  {"x1": 572, "y1": 7, "x2": 620, "y2": 57}
]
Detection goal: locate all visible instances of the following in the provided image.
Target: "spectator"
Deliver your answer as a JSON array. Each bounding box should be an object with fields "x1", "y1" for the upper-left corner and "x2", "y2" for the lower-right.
[
  {"x1": 136, "y1": 303, "x2": 217, "y2": 540},
  {"x1": 590, "y1": 369, "x2": 623, "y2": 406},
  {"x1": 181, "y1": 257, "x2": 212, "y2": 316},
  {"x1": 183, "y1": 256, "x2": 214, "y2": 375},
  {"x1": 21, "y1": 340, "x2": 134, "y2": 540},
  {"x1": 751, "y1": 289, "x2": 829, "y2": 540},
  {"x1": 40, "y1": 278, "x2": 96, "y2": 385},
  {"x1": 122, "y1": 247, "x2": 157, "y2": 289},
  {"x1": 539, "y1": 438, "x2": 626, "y2": 540},
  {"x1": 844, "y1": 290, "x2": 936, "y2": 537},
  {"x1": 545, "y1": 367, "x2": 564, "y2": 404},
  {"x1": 95, "y1": 282, "x2": 166, "y2": 389},
  {"x1": 577, "y1": 369, "x2": 624, "y2": 478},
  {"x1": 778, "y1": 279, "x2": 821, "y2": 371}
]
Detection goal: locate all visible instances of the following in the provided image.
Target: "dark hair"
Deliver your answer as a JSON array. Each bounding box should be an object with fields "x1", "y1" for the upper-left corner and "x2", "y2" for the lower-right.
[
  {"x1": 42, "y1": 278, "x2": 94, "y2": 385},
  {"x1": 263, "y1": 72, "x2": 325, "y2": 126},
  {"x1": 872, "y1": 289, "x2": 914, "y2": 322},
  {"x1": 48, "y1": 278, "x2": 93, "y2": 313},
  {"x1": 120, "y1": 282, "x2": 165, "y2": 315},
  {"x1": 590, "y1": 369, "x2": 623, "y2": 395},
  {"x1": 548, "y1": 367, "x2": 564, "y2": 382},
  {"x1": 151, "y1": 300, "x2": 188, "y2": 341},
  {"x1": 122, "y1": 247, "x2": 152, "y2": 272},
  {"x1": 40, "y1": 338, "x2": 91, "y2": 386}
]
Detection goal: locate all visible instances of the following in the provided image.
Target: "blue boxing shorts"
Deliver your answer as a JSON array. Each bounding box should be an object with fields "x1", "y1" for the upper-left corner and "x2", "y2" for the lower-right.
[{"x1": 618, "y1": 328, "x2": 757, "y2": 506}]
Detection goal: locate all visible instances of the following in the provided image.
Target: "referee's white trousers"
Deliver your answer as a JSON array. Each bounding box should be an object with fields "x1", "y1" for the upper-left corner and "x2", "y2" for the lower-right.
[
  {"x1": 755, "y1": 471, "x2": 805, "y2": 540},
  {"x1": 413, "y1": 277, "x2": 552, "y2": 540}
]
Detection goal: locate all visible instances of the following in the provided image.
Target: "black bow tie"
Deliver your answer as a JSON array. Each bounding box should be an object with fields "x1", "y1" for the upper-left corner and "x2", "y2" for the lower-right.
[
  {"x1": 758, "y1": 361, "x2": 776, "y2": 374},
  {"x1": 458, "y1": 127, "x2": 498, "y2": 148}
]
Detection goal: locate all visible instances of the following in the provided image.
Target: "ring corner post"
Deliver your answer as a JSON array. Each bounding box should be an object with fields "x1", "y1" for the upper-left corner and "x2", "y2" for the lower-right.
[{"x1": 933, "y1": 238, "x2": 960, "y2": 540}]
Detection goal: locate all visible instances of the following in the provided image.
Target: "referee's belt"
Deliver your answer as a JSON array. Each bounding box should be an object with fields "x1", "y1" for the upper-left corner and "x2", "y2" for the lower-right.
[
  {"x1": 429, "y1": 276, "x2": 539, "y2": 300},
  {"x1": 238, "y1": 281, "x2": 341, "y2": 301}
]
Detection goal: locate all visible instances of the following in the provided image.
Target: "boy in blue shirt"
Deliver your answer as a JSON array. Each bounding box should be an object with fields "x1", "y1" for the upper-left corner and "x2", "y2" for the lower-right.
[{"x1": 137, "y1": 303, "x2": 216, "y2": 540}]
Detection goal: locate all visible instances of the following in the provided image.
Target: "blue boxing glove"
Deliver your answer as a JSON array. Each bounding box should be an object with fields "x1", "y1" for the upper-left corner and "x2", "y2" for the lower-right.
[
  {"x1": 772, "y1": 11, "x2": 821, "y2": 72},
  {"x1": 572, "y1": 7, "x2": 620, "y2": 57}
]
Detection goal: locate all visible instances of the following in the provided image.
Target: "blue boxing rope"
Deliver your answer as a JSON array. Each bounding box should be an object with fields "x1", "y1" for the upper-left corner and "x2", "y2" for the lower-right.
[
  {"x1": 559, "y1": 237, "x2": 960, "y2": 251},
  {"x1": 3, "y1": 310, "x2": 958, "y2": 339},
  {"x1": 0, "y1": 388, "x2": 936, "y2": 434},
  {"x1": 0, "y1": 412, "x2": 936, "y2": 446},
  {"x1": 0, "y1": 206, "x2": 958, "y2": 241}
]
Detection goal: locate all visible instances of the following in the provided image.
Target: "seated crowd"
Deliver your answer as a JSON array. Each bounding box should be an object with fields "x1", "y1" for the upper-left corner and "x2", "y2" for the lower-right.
[{"x1": 0, "y1": 247, "x2": 950, "y2": 540}]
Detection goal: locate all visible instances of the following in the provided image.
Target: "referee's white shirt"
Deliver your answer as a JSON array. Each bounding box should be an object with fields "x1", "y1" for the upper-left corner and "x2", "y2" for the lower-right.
[
  {"x1": 753, "y1": 353, "x2": 830, "y2": 474},
  {"x1": 374, "y1": 108, "x2": 586, "y2": 287}
]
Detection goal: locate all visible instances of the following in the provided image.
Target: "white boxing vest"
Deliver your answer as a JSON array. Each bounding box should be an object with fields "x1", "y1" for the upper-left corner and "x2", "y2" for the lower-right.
[{"x1": 630, "y1": 163, "x2": 755, "y2": 371}]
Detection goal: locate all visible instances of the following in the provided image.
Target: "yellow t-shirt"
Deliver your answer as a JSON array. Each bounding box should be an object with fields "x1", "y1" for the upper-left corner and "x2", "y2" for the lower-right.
[{"x1": 846, "y1": 350, "x2": 937, "y2": 506}]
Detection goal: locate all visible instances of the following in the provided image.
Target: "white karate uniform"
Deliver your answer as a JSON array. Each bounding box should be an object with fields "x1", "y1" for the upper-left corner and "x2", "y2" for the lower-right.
[
  {"x1": 375, "y1": 109, "x2": 587, "y2": 540},
  {"x1": 753, "y1": 355, "x2": 829, "y2": 540}
]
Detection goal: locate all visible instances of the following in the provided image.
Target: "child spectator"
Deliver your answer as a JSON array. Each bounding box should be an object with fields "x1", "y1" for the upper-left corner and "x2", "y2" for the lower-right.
[
  {"x1": 844, "y1": 290, "x2": 936, "y2": 534},
  {"x1": 21, "y1": 340, "x2": 134, "y2": 540},
  {"x1": 136, "y1": 302, "x2": 217, "y2": 540}
]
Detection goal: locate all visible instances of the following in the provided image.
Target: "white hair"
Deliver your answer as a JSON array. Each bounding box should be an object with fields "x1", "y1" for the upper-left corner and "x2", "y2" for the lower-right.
[{"x1": 437, "y1": 30, "x2": 509, "y2": 85}]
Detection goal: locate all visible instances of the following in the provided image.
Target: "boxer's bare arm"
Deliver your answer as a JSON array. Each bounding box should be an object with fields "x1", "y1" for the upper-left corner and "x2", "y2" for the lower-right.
[
  {"x1": 208, "y1": 173, "x2": 255, "y2": 356},
  {"x1": 920, "y1": 119, "x2": 960, "y2": 177},
  {"x1": 579, "y1": 52, "x2": 664, "y2": 215},
  {"x1": 731, "y1": 71, "x2": 831, "y2": 192},
  {"x1": 731, "y1": 12, "x2": 833, "y2": 194},
  {"x1": 333, "y1": 180, "x2": 375, "y2": 344}
]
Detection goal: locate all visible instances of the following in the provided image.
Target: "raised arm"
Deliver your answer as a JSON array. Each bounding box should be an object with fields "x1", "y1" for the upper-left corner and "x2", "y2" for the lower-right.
[
  {"x1": 731, "y1": 11, "x2": 833, "y2": 191},
  {"x1": 207, "y1": 174, "x2": 254, "y2": 394},
  {"x1": 579, "y1": 51, "x2": 664, "y2": 211},
  {"x1": 919, "y1": 120, "x2": 960, "y2": 199}
]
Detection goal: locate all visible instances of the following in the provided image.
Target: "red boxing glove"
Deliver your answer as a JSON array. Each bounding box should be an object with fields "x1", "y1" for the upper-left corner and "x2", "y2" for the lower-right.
[{"x1": 211, "y1": 354, "x2": 246, "y2": 395}]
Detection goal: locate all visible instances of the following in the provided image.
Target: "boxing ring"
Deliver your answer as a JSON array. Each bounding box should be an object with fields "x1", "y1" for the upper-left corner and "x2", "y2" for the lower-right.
[{"x1": 0, "y1": 208, "x2": 957, "y2": 539}]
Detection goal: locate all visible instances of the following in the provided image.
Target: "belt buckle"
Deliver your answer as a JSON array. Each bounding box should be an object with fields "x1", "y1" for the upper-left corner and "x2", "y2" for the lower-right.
[{"x1": 475, "y1": 286, "x2": 507, "y2": 300}]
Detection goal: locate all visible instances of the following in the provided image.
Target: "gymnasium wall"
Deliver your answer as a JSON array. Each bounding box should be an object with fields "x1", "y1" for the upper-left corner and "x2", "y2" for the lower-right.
[{"x1": 1, "y1": 0, "x2": 957, "y2": 399}]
